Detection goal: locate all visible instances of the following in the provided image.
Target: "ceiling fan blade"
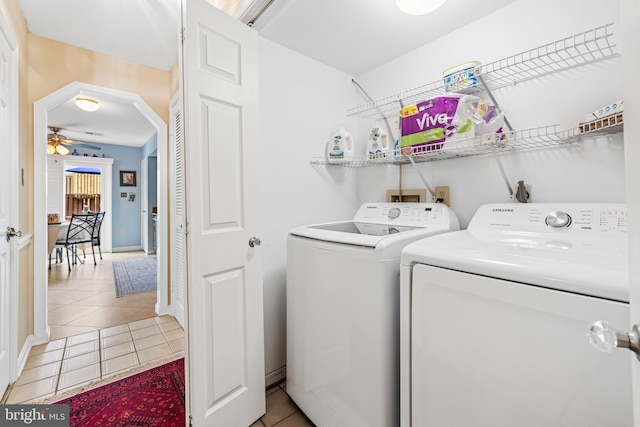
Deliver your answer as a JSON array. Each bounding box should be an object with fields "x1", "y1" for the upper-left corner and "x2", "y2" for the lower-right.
[
  {"x1": 70, "y1": 142, "x2": 102, "y2": 150},
  {"x1": 51, "y1": 125, "x2": 103, "y2": 137}
]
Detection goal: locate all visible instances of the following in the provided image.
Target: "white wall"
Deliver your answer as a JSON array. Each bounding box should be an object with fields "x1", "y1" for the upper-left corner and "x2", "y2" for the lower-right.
[
  {"x1": 257, "y1": 0, "x2": 628, "y2": 383},
  {"x1": 355, "y1": 0, "x2": 625, "y2": 227},
  {"x1": 258, "y1": 38, "x2": 359, "y2": 383}
]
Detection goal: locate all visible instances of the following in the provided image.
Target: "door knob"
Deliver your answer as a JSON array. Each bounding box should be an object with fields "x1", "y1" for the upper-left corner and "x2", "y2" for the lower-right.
[
  {"x1": 587, "y1": 320, "x2": 640, "y2": 360},
  {"x1": 5, "y1": 226, "x2": 22, "y2": 242},
  {"x1": 248, "y1": 237, "x2": 262, "y2": 247}
]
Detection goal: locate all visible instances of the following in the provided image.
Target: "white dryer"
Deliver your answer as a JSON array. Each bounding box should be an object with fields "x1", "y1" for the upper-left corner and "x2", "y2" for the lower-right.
[
  {"x1": 287, "y1": 202, "x2": 459, "y2": 427},
  {"x1": 400, "y1": 203, "x2": 631, "y2": 427}
]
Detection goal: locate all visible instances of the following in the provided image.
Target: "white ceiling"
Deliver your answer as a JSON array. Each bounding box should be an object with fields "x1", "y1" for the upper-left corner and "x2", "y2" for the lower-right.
[
  {"x1": 255, "y1": 0, "x2": 516, "y2": 76},
  {"x1": 17, "y1": 0, "x2": 516, "y2": 149}
]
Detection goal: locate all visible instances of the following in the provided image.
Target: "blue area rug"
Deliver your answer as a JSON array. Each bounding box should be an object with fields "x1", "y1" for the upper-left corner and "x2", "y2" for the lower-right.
[{"x1": 113, "y1": 257, "x2": 157, "y2": 297}]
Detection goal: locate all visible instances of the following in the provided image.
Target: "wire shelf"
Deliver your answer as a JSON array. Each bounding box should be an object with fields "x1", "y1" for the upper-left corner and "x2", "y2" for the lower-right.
[
  {"x1": 347, "y1": 23, "x2": 619, "y2": 120},
  {"x1": 311, "y1": 125, "x2": 582, "y2": 168},
  {"x1": 576, "y1": 112, "x2": 623, "y2": 137}
]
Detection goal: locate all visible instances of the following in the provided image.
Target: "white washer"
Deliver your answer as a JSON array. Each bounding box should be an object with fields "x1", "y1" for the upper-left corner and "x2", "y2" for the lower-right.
[
  {"x1": 400, "y1": 203, "x2": 632, "y2": 427},
  {"x1": 287, "y1": 202, "x2": 459, "y2": 427}
]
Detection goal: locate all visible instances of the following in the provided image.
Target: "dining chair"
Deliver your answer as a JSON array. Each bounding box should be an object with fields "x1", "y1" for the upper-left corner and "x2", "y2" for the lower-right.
[
  {"x1": 81, "y1": 211, "x2": 106, "y2": 260},
  {"x1": 54, "y1": 213, "x2": 100, "y2": 271}
]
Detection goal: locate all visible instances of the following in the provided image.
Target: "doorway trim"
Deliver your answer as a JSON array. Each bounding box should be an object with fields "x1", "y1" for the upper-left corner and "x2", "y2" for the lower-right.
[{"x1": 33, "y1": 81, "x2": 169, "y2": 343}]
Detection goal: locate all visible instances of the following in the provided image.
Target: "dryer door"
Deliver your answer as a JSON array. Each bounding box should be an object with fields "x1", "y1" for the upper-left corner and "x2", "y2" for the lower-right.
[{"x1": 410, "y1": 264, "x2": 632, "y2": 427}]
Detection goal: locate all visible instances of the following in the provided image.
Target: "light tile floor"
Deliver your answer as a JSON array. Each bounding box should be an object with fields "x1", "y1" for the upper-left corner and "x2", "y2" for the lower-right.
[
  {"x1": 24, "y1": 250, "x2": 313, "y2": 426},
  {"x1": 1, "y1": 315, "x2": 184, "y2": 404},
  {"x1": 253, "y1": 383, "x2": 315, "y2": 427},
  {"x1": 1, "y1": 316, "x2": 313, "y2": 426},
  {"x1": 48, "y1": 250, "x2": 158, "y2": 340}
]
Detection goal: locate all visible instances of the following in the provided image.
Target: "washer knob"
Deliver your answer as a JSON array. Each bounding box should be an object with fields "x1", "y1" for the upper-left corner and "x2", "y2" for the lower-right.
[
  {"x1": 388, "y1": 207, "x2": 401, "y2": 219},
  {"x1": 545, "y1": 211, "x2": 572, "y2": 228}
]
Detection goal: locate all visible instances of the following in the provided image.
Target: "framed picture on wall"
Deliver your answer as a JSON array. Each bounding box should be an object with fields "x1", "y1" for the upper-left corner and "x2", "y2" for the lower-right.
[{"x1": 120, "y1": 171, "x2": 136, "y2": 187}]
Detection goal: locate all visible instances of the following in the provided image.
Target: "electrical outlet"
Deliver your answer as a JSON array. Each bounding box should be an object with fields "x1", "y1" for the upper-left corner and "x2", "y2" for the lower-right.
[
  {"x1": 434, "y1": 186, "x2": 450, "y2": 207},
  {"x1": 512, "y1": 183, "x2": 532, "y2": 203}
]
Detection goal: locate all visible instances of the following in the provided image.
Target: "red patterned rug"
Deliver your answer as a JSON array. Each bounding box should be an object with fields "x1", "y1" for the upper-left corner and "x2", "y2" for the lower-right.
[{"x1": 55, "y1": 358, "x2": 185, "y2": 427}]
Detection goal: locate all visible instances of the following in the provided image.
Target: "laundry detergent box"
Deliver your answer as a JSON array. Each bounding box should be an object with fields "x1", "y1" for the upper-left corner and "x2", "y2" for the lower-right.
[
  {"x1": 443, "y1": 61, "x2": 482, "y2": 93},
  {"x1": 400, "y1": 95, "x2": 477, "y2": 154}
]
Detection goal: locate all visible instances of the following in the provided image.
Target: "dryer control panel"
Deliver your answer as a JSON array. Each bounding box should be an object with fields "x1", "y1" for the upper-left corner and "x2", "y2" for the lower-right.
[
  {"x1": 470, "y1": 203, "x2": 627, "y2": 235},
  {"x1": 354, "y1": 202, "x2": 457, "y2": 228}
]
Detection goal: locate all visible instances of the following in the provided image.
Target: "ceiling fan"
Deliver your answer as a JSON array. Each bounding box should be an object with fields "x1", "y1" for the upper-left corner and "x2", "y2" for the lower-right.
[{"x1": 47, "y1": 126, "x2": 102, "y2": 155}]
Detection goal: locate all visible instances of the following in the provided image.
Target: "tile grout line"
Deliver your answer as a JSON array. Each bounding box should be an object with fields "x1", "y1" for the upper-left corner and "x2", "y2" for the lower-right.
[
  {"x1": 53, "y1": 338, "x2": 67, "y2": 396},
  {"x1": 98, "y1": 329, "x2": 104, "y2": 381}
]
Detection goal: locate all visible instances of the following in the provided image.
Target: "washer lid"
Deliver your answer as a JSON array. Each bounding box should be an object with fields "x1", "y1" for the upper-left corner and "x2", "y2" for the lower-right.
[
  {"x1": 290, "y1": 221, "x2": 443, "y2": 248},
  {"x1": 402, "y1": 203, "x2": 629, "y2": 302},
  {"x1": 289, "y1": 202, "x2": 460, "y2": 248},
  {"x1": 308, "y1": 222, "x2": 423, "y2": 235}
]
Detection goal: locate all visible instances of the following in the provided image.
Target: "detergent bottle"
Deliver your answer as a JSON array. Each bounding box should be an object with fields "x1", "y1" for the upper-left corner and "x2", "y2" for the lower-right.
[
  {"x1": 326, "y1": 126, "x2": 355, "y2": 162},
  {"x1": 366, "y1": 122, "x2": 390, "y2": 159}
]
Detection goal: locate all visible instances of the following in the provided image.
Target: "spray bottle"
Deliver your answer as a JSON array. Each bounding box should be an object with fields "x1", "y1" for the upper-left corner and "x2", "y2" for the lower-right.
[{"x1": 366, "y1": 122, "x2": 390, "y2": 159}]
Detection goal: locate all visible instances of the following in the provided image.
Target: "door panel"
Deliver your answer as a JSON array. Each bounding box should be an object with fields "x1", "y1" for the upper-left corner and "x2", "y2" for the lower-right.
[
  {"x1": 0, "y1": 8, "x2": 17, "y2": 396},
  {"x1": 202, "y1": 99, "x2": 242, "y2": 226},
  {"x1": 182, "y1": 0, "x2": 265, "y2": 425},
  {"x1": 207, "y1": 269, "x2": 247, "y2": 403}
]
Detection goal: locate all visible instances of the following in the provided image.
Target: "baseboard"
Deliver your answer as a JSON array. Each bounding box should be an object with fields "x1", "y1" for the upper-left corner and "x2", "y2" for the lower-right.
[
  {"x1": 265, "y1": 366, "x2": 286, "y2": 388},
  {"x1": 15, "y1": 335, "x2": 34, "y2": 381},
  {"x1": 156, "y1": 302, "x2": 171, "y2": 317},
  {"x1": 112, "y1": 246, "x2": 143, "y2": 253},
  {"x1": 31, "y1": 327, "x2": 50, "y2": 346}
]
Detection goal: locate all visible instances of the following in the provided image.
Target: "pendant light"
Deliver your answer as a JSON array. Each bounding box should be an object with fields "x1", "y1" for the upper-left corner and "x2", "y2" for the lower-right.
[{"x1": 396, "y1": 0, "x2": 446, "y2": 15}]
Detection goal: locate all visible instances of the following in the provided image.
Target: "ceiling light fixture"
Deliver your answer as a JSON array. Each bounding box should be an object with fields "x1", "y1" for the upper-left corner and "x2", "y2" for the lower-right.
[
  {"x1": 396, "y1": 0, "x2": 446, "y2": 15},
  {"x1": 47, "y1": 142, "x2": 70, "y2": 155},
  {"x1": 55, "y1": 144, "x2": 70, "y2": 155},
  {"x1": 75, "y1": 97, "x2": 100, "y2": 112}
]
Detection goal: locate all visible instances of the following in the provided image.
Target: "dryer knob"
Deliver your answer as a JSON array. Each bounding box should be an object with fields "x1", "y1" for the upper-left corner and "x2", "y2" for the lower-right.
[
  {"x1": 587, "y1": 320, "x2": 640, "y2": 361},
  {"x1": 545, "y1": 211, "x2": 572, "y2": 228}
]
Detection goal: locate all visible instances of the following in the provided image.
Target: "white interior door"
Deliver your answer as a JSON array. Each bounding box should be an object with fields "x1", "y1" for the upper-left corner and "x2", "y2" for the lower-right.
[
  {"x1": 181, "y1": 1, "x2": 265, "y2": 425},
  {"x1": 0, "y1": 8, "x2": 18, "y2": 397},
  {"x1": 141, "y1": 157, "x2": 149, "y2": 253},
  {"x1": 623, "y1": 0, "x2": 640, "y2": 424},
  {"x1": 170, "y1": 93, "x2": 185, "y2": 327}
]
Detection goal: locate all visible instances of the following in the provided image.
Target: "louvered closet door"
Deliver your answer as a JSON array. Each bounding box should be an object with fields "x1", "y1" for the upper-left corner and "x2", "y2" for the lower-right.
[
  {"x1": 47, "y1": 156, "x2": 64, "y2": 219},
  {"x1": 170, "y1": 94, "x2": 185, "y2": 328}
]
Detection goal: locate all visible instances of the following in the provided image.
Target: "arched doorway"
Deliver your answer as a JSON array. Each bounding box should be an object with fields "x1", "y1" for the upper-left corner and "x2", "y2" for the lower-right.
[{"x1": 33, "y1": 81, "x2": 169, "y2": 343}]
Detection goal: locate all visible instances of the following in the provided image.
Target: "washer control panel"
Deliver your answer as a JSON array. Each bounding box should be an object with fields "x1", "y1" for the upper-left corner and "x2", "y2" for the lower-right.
[{"x1": 353, "y1": 202, "x2": 454, "y2": 227}]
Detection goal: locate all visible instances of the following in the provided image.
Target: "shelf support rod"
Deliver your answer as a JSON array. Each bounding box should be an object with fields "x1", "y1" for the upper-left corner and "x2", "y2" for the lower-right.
[
  {"x1": 406, "y1": 155, "x2": 435, "y2": 200},
  {"x1": 493, "y1": 153, "x2": 514, "y2": 198},
  {"x1": 351, "y1": 79, "x2": 396, "y2": 143},
  {"x1": 352, "y1": 79, "x2": 435, "y2": 201},
  {"x1": 478, "y1": 75, "x2": 514, "y2": 198}
]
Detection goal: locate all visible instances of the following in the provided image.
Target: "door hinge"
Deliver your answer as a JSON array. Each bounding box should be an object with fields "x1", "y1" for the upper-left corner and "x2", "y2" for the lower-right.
[
  {"x1": 189, "y1": 414, "x2": 193, "y2": 426},
  {"x1": 181, "y1": 27, "x2": 185, "y2": 43}
]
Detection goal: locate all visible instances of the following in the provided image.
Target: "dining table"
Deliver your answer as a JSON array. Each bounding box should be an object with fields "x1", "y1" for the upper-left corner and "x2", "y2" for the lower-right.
[{"x1": 47, "y1": 222, "x2": 68, "y2": 267}]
